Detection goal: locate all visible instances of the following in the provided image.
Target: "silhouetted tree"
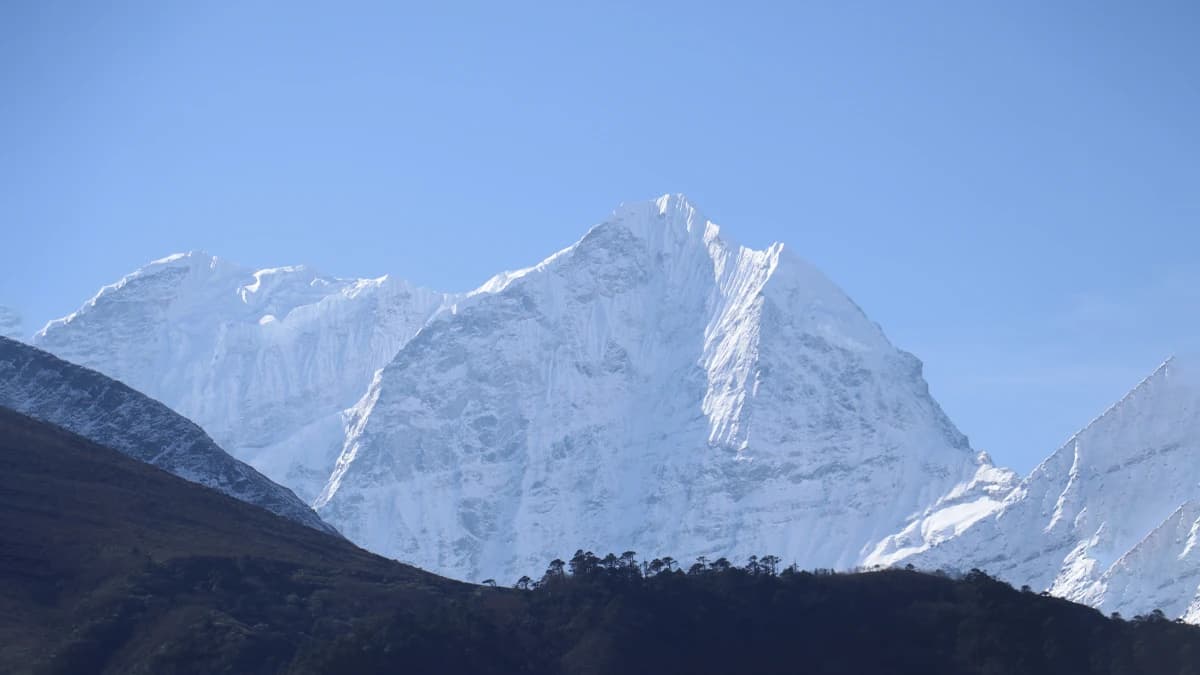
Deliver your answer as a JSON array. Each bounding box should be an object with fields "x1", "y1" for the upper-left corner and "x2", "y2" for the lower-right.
[
  {"x1": 661, "y1": 556, "x2": 677, "y2": 573},
  {"x1": 760, "y1": 555, "x2": 780, "y2": 576},
  {"x1": 569, "y1": 550, "x2": 598, "y2": 577},
  {"x1": 966, "y1": 568, "x2": 992, "y2": 582},
  {"x1": 515, "y1": 575, "x2": 532, "y2": 590},
  {"x1": 544, "y1": 559, "x2": 566, "y2": 581},
  {"x1": 620, "y1": 551, "x2": 640, "y2": 578}
]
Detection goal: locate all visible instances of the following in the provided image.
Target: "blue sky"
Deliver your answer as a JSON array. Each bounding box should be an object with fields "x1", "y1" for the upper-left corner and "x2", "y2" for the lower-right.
[{"x1": 2, "y1": 1, "x2": 1197, "y2": 472}]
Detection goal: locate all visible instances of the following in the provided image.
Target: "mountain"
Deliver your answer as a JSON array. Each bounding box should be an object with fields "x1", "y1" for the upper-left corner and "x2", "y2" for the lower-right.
[
  {"x1": 0, "y1": 336, "x2": 334, "y2": 534},
  {"x1": 3, "y1": 406, "x2": 1197, "y2": 675},
  {"x1": 21, "y1": 194, "x2": 1199, "y2": 622},
  {"x1": 896, "y1": 356, "x2": 1200, "y2": 620},
  {"x1": 34, "y1": 252, "x2": 453, "y2": 501},
  {"x1": 315, "y1": 194, "x2": 1013, "y2": 582},
  {"x1": 0, "y1": 306, "x2": 22, "y2": 341}
]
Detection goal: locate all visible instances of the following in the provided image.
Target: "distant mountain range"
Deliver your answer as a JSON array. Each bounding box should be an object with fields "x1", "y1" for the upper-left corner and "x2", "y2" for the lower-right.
[{"x1": 20, "y1": 195, "x2": 1199, "y2": 621}]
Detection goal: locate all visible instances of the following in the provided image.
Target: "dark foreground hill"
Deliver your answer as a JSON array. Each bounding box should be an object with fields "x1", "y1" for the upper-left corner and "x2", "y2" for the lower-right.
[{"x1": 2, "y1": 407, "x2": 1200, "y2": 675}]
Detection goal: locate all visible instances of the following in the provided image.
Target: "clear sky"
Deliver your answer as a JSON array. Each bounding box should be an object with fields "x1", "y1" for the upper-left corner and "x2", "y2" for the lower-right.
[{"x1": 2, "y1": 1, "x2": 1197, "y2": 472}]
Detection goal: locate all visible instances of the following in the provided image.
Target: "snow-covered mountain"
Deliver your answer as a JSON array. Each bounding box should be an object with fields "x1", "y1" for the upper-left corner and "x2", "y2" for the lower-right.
[
  {"x1": 35, "y1": 253, "x2": 453, "y2": 501},
  {"x1": 23, "y1": 194, "x2": 1200, "y2": 617},
  {"x1": 0, "y1": 307, "x2": 22, "y2": 341},
  {"x1": 895, "y1": 356, "x2": 1200, "y2": 620},
  {"x1": 313, "y1": 195, "x2": 1012, "y2": 582},
  {"x1": 0, "y1": 336, "x2": 335, "y2": 534},
  {"x1": 29, "y1": 196, "x2": 1014, "y2": 584}
]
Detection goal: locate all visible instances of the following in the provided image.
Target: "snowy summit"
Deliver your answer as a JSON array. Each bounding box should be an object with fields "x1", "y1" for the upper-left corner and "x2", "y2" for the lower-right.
[
  {"x1": 29, "y1": 194, "x2": 1009, "y2": 584},
  {"x1": 35, "y1": 194, "x2": 1197, "y2": 623},
  {"x1": 309, "y1": 195, "x2": 1015, "y2": 582}
]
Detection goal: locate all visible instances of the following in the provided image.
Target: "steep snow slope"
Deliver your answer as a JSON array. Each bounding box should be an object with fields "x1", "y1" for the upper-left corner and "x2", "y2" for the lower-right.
[
  {"x1": 0, "y1": 307, "x2": 22, "y2": 341},
  {"x1": 0, "y1": 336, "x2": 335, "y2": 534},
  {"x1": 1076, "y1": 500, "x2": 1200, "y2": 620},
  {"x1": 315, "y1": 194, "x2": 1012, "y2": 582},
  {"x1": 902, "y1": 356, "x2": 1200, "y2": 620},
  {"x1": 35, "y1": 253, "x2": 452, "y2": 501}
]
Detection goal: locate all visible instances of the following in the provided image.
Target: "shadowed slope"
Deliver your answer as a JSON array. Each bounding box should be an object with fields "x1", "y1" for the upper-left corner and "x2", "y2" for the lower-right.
[{"x1": 0, "y1": 336, "x2": 335, "y2": 533}]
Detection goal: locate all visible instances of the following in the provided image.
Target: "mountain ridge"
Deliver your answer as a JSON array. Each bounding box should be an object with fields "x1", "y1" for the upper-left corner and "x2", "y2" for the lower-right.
[
  {"x1": 897, "y1": 354, "x2": 1200, "y2": 620},
  {"x1": 0, "y1": 336, "x2": 335, "y2": 535},
  {"x1": 33, "y1": 251, "x2": 455, "y2": 501}
]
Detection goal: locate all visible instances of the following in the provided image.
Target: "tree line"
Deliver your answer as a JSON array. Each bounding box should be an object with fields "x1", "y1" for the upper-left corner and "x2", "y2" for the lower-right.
[
  {"x1": 494, "y1": 549, "x2": 869, "y2": 591},
  {"x1": 489, "y1": 551, "x2": 1182, "y2": 626}
]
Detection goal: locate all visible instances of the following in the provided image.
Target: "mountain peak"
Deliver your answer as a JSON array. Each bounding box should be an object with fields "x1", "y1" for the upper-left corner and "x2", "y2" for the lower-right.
[
  {"x1": 313, "y1": 196, "x2": 997, "y2": 582},
  {"x1": 149, "y1": 249, "x2": 215, "y2": 266},
  {"x1": 138, "y1": 250, "x2": 241, "y2": 281},
  {"x1": 467, "y1": 194, "x2": 712, "y2": 298},
  {"x1": 604, "y1": 193, "x2": 724, "y2": 250},
  {"x1": 35, "y1": 251, "x2": 244, "y2": 339},
  {"x1": 34, "y1": 252, "x2": 453, "y2": 503}
]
